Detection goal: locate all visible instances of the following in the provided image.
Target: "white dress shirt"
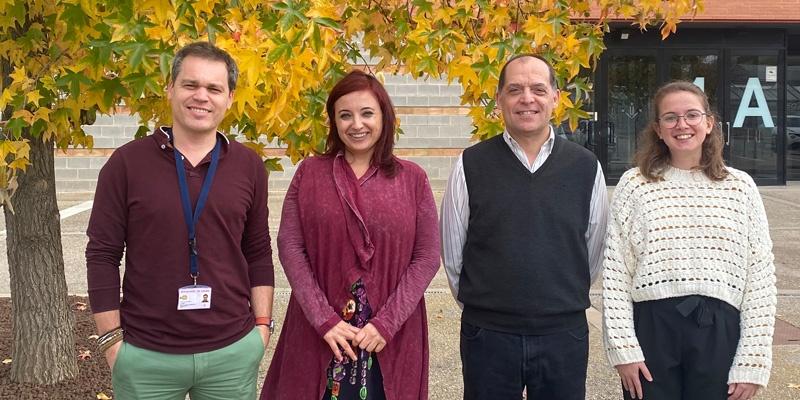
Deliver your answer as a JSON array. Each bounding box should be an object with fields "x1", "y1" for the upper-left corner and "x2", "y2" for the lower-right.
[{"x1": 440, "y1": 127, "x2": 609, "y2": 304}]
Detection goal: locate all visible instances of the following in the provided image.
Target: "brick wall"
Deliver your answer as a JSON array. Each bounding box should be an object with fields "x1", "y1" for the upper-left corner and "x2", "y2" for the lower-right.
[{"x1": 695, "y1": 0, "x2": 800, "y2": 21}]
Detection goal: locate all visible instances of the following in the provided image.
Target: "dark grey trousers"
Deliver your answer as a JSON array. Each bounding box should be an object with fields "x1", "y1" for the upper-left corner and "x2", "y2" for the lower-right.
[{"x1": 624, "y1": 295, "x2": 741, "y2": 400}]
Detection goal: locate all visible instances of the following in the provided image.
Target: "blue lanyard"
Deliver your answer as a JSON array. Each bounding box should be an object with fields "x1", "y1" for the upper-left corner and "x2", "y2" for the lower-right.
[{"x1": 173, "y1": 138, "x2": 221, "y2": 284}]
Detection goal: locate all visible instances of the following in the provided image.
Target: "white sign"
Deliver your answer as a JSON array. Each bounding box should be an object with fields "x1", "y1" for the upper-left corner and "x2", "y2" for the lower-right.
[
  {"x1": 693, "y1": 76, "x2": 775, "y2": 128},
  {"x1": 766, "y1": 66, "x2": 777, "y2": 82},
  {"x1": 734, "y1": 78, "x2": 775, "y2": 128}
]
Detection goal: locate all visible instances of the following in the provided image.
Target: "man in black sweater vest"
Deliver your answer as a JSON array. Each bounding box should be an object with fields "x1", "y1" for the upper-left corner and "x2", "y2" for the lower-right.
[{"x1": 441, "y1": 54, "x2": 608, "y2": 399}]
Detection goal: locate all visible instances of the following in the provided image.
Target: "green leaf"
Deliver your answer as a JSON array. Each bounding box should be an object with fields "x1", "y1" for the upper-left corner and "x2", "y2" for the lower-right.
[
  {"x1": 30, "y1": 119, "x2": 47, "y2": 137},
  {"x1": 125, "y1": 41, "x2": 153, "y2": 70},
  {"x1": 267, "y1": 36, "x2": 292, "y2": 63},
  {"x1": 159, "y1": 51, "x2": 173, "y2": 81},
  {"x1": 483, "y1": 99, "x2": 496, "y2": 114},
  {"x1": 178, "y1": 21, "x2": 199, "y2": 38},
  {"x1": 2, "y1": 1, "x2": 26, "y2": 29},
  {"x1": 176, "y1": 0, "x2": 196, "y2": 20},
  {"x1": 546, "y1": 9, "x2": 570, "y2": 35},
  {"x1": 60, "y1": 3, "x2": 89, "y2": 27},
  {"x1": 312, "y1": 17, "x2": 340, "y2": 30},
  {"x1": 56, "y1": 70, "x2": 93, "y2": 98},
  {"x1": 419, "y1": 56, "x2": 438, "y2": 76},
  {"x1": 86, "y1": 40, "x2": 115, "y2": 68},
  {"x1": 471, "y1": 55, "x2": 496, "y2": 83},
  {"x1": 207, "y1": 15, "x2": 227, "y2": 42},
  {"x1": 586, "y1": 32, "x2": 605, "y2": 55},
  {"x1": 273, "y1": 0, "x2": 308, "y2": 31},
  {"x1": 491, "y1": 40, "x2": 514, "y2": 63},
  {"x1": 412, "y1": 0, "x2": 434, "y2": 15},
  {"x1": 263, "y1": 157, "x2": 284, "y2": 172},
  {"x1": 123, "y1": 72, "x2": 160, "y2": 98},
  {"x1": 93, "y1": 78, "x2": 130, "y2": 110},
  {"x1": 134, "y1": 125, "x2": 150, "y2": 139},
  {"x1": 310, "y1": 24, "x2": 322, "y2": 53},
  {"x1": 105, "y1": 0, "x2": 135, "y2": 21},
  {"x1": 4, "y1": 118, "x2": 26, "y2": 139}
]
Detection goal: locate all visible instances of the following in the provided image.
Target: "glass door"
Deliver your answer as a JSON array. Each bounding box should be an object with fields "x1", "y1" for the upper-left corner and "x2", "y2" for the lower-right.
[
  {"x1": 667, "y1": 51, "x2": 722, "y2": 115},
  {"x1": 724, "y1": 52, "x2": 782, "y2": 184},
  {"x1": 786, "y1": 55, "x2": 800, "y2": 180},
  {"x1": 603, "y1": 52, "x2": 658, "y2": 182}
]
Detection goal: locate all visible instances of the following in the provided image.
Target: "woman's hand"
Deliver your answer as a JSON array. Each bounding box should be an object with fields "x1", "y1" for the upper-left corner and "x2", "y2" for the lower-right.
[
  {"x1": 727, "y1": 383, "x2": 759, "y2": 400},
  {"x1": 615, "y1": 362, "x2": 653, "y2": 399},
  {"x1": 352, "y1": 323, "x2": 387, "y2": 353},
  {"x1": 323, "y1": 321, "x2": 359, "y2": 362}
]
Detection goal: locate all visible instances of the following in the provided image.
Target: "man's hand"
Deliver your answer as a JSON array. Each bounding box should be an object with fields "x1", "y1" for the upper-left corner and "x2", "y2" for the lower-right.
[
  {"x1": 615, "y1": 361, "x2": 653, "y2": 399},
  {"x1": 104, "y1": 340, "x2": 123, "y2": 370},
  {"x1": 352, "y1": 323, "x2": 386, "y2": 353},
  {"x1": 323, "y1": 321, "x2": 359, "y2": 362},
  {"x1": 256, "y1": 325, "x2": 271, "y2": 349},
  {"x1": 728, "y1": 383, "x2": 759, "y2": 400}
]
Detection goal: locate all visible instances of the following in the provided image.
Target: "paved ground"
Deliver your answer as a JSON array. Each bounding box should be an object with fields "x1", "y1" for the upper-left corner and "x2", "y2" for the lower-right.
[{"x1": 0, "y1": 184, "x2": 798, "y2": 399}]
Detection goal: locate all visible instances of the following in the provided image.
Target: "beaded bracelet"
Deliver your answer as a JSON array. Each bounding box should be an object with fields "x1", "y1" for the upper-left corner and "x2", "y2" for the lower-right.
[{"x1": 96, "y1": 328, "x2": 124, "y2": 354}]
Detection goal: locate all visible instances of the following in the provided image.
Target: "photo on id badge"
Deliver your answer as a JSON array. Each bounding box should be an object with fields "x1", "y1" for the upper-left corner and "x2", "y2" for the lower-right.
[{"x1": 178, "y1": 285, "x2": 212, "y2": 310}]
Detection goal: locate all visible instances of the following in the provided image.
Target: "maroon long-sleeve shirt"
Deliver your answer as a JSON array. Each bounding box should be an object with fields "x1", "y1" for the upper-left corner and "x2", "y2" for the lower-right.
[
  {"x1": 262, "y1": 154, "x2": 440, "y2": 400},
  {"x1": 86, "y1": 128, "x2": 274, "y2": 354}
]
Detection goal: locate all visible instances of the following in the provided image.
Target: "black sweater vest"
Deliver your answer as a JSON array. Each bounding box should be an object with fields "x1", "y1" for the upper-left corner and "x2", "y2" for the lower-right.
[{"x1": 460, "y1": 134, "x2": 598, "y2": 334}]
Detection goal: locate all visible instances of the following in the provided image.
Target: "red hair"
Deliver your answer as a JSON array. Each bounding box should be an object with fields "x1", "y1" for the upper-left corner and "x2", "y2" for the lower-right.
[{"x1": 322, "y1": 70, "x2": 399, "y2": 177}]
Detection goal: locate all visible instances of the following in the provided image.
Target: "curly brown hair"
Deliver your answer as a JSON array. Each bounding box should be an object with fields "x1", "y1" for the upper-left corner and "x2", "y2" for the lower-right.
[{"x1": 634, "y1": 81, "x2": 728, "y2": 181}]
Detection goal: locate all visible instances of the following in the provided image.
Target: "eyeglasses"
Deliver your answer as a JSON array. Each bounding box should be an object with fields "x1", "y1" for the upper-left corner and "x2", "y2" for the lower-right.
[{"x1": 658, "y1": 110, "x2": 707, "y2": 128}]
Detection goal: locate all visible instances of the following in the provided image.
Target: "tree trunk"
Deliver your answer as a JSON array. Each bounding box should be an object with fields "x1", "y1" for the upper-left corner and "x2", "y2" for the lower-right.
[{"x1": 4, "y1": 132, "x2": 78, "y2": 384}]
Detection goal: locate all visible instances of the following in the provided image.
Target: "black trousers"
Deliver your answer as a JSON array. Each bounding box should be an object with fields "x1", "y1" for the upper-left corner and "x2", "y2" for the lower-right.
[
  {"x1": 460, "y1": 319, "x2": 589, "y2": 400},
  {"x1": 624, "y1": 296, "x2": 741, "y2": 400}
]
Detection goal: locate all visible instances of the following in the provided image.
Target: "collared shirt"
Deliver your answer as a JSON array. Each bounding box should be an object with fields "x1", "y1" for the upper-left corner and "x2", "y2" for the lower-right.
[
  {"x1": 440, "y1": 127, "x2": 609, "y2": 303},
  {"x1": 86, "y1": 127, "x2": 274, "y2": 354}
]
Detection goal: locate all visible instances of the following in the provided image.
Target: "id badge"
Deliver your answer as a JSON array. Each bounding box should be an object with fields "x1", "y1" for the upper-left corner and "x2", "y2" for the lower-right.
[{"x1": 177, "y1": 285, "x2": 212, "y2": 310}]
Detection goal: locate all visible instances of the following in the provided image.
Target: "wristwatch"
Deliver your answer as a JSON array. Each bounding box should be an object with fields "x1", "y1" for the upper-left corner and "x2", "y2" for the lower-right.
[{"x1": 255, "y1": 317, "x2": 275, "y2": 334}]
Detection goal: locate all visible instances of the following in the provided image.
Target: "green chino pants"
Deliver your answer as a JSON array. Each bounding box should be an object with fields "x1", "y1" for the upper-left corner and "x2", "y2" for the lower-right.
[{"x1": 111, "y1": 328, "x2": 265, "y2": 400}]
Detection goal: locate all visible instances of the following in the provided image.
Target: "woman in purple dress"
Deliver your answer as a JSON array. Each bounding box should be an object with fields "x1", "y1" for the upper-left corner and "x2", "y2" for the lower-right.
[{"x1": 261, "y1": 70, "x2": 440, "y2": 400}]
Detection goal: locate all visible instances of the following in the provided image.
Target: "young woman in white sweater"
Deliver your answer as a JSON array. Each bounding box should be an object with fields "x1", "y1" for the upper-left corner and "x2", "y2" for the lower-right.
[{"x1": 602, "y1": 81, "x2": 776, "y2": 400}]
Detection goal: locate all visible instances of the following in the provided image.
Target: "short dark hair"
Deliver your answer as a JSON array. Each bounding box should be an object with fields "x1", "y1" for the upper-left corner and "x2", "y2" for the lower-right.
[
  {"x1": 497, "y1": 54, "x2": 557, "y2": 93},
  {"x1": 171, "y1": 42, "x2": 238, "y2": 91},
  {"x1": 322, "y1": 70, "x2": 399, "y2": 177}
]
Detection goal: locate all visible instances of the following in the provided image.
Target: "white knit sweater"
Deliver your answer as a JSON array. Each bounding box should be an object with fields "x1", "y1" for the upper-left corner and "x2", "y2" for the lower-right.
[{"x1": 602, "y1": 166, "x2": 776, "y2": 387}]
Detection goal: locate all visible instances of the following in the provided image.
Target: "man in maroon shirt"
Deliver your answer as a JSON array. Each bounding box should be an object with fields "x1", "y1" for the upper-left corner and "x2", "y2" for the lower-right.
[{"x1": 86, "y1": 42, "x2": 274, "y2": 399}]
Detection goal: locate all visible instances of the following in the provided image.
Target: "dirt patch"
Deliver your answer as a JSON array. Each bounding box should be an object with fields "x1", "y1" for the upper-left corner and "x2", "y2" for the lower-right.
[{"x1": 0, "y1": 296, "x2": 113, "y2": 399}]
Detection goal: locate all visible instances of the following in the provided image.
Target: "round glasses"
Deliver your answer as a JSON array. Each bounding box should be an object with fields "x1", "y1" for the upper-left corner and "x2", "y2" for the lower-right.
[{"x1": 658, "y1": 110, "x2": 707, "y2": 128}]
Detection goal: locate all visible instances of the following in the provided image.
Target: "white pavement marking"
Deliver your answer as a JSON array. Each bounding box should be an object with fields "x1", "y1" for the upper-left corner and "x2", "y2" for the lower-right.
[
  {"x1": 0, "y1": 200, "x2": 93, "y2": 236},
  {"x1": 59, "y1": 200, "x2": 94, "y2": 219}
]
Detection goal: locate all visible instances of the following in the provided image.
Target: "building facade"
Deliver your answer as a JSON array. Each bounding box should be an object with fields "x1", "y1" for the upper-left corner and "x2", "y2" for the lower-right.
[{"x1": 588, "y1": 1, "x2": 800, "y2": 184}]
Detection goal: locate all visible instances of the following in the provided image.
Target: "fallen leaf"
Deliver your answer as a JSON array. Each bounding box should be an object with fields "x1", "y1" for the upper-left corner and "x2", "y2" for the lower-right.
[
  {"x1": 96, "y1": 392, "x2": 112, "y2": 399},
  {"x1": 1, "y1": 358, "x2": 11, "y2": 365},
  {"x1": 78, "y1": 350, "x2": 92, "y2": 360},
  {"x1": 88, "y1": 334, "x2": 99, "y2": 340},
  {"x1": 73, "y1": 302, "x2": 88, "y2": 311}
]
